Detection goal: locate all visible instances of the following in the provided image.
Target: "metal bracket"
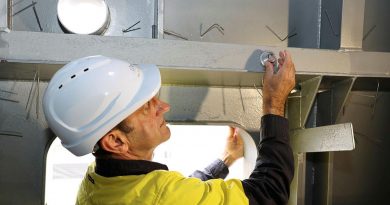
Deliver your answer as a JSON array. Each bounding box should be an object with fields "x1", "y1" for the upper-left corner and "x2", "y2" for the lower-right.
[
  {"x1": 290, "y1": 123, "x2": 355, "y2": 152},
  {"x1": 288, "y1": 76, "x2": 322, "y2": 129},
  {"x1": 318, "y1": 77, "x2": 356, "y2": 125},
  {"x1": 330, "y1": 77, "x2": 356, "y2": 123}
]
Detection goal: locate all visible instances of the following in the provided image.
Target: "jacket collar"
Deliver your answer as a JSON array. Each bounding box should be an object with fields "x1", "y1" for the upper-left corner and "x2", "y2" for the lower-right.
[{"x1": 95, "y1": 158, "x2": 169, "y2": 177}]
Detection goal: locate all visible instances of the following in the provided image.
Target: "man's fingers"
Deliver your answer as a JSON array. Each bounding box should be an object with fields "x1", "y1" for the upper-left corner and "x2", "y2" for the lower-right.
[
  {"x1": 284, "y1": 51, "x2": 295, "y2": 75},
  {"x1": 276, "y1": 51, "x2": 287, "y2": 74},
  {"x1": 282, "y1": 51, "x2": 296, "y2": 88},
  {"x1": 228, "y1": 126, "x2": 235, "y2": 138},
  {"x1": 284, "y1": 51, "x2": 293, "y2": 66},
  {"x1": 279, "y1": 50, "x2": 286, "y2": 59},
  {"x1": 233, "y1": 127, "x2": 238, "y2": 136},
  {"x1": 278, "y1": 58, "x2": 284, "y2": 66},
  {"x1": 232, "y1": 134, "x2": 238, "y2": 144},
  {"x1": 279, "y1": 51, "x2": 291, "y2": 71},
  {"x1": 264, "y1": 61, "x2": 274, "y2": 79}
]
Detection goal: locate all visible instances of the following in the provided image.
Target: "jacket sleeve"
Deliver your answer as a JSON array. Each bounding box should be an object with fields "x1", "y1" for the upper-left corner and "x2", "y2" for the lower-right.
[
  {"x1": 241, "y1": 114, "x2": 294, "y2": 205},
  {"x1": 189, "y1": 159, "x2": 229, "y2": 181}
]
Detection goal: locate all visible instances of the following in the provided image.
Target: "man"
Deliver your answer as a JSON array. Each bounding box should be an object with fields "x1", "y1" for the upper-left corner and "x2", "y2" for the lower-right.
[{"x1": 43, "y1": 50, "x2": 295, "y2": 204}]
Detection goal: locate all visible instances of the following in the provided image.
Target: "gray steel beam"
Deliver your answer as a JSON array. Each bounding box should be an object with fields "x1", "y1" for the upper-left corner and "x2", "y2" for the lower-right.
[
  {"x1": 163, "y1": 0, "x2": 288, "y2": 46},
  {"x1": 340, "y1": 0, "x2": 365, "y2": 50},
  {"x1": 0, "y1": 61, "x2": 318, "y2": 88},
  {"x1": 362, "y1": 0, "x2": 390, "y2": 52},
  {"x1": 0, "y1": 0, "x2": 9, "y2": 32},
  {"x1": 0, "y1": 31, "x2": 390, "y2": 80},
  {"x1": 320, "y1": 0, "x2": 343, "y2": 50},
  {"x1": 288, "y1": 0, "x2": 322, "y2": 49},
  {"x1": 156, "y1": 0, "x2": 164, "y2": 39},
  {"x1": 288, "y1": 153, "x2": 306, "y2": 205}
]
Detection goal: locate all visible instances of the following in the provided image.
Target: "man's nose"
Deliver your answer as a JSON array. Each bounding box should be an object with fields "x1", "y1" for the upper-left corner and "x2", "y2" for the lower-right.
[{"x1": 157, "y1": 99, "x2": 170, "y2": 114}]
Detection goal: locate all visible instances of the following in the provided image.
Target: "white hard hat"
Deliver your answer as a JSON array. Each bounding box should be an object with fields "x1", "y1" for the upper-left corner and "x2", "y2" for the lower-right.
[{"x1": 43, "y1": 55, "x2": 161, "y2": 156}]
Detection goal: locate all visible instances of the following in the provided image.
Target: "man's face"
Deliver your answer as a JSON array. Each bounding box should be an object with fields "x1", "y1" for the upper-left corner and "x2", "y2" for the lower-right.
[{"x1": 123, "y1": 96, "x2": 171, "y2": 151}]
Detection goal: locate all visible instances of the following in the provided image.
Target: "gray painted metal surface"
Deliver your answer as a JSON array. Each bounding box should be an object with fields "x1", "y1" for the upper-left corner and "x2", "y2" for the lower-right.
[
  {"x1": 339, "y1": 0, "x2": 365, "y2": 50},
  {"x1": 317, "y1": 77, "x2": 356, "y2": 125},
  {"x1": 288, "y1": 0, "x2": 343, "y2": 50},
  {"x1": 156, "y1": 0, "x2": 163, "y2": 39},
  {"x1": 289, "y1": 0, "x2": 378, "y2": 51},
  {"x1": 290, "y1": 123, "x2": 355, "y2": 153},
  {"x1": 288, "y1": 76, "x2": 322, "y2": 129},
  {"x1": 306, "y1": 77, "x2": 356, "y2": 205},
  {"x1": 0, "y1": 0, "x2": 9, "y2": 32},
  {"x1": 320, "y1": 0, "x2": 343, "y2": 49},
  {"x1": 289, "y1": 153, "x2": 306, "y2": 205},
  {"x1": 0, "y1": 31, "x2": 390, "y2": 79},
  {"x1": 163, "y1": 0, "x2": 289, "y2": 46},
  {"x1": 159, "y1": 86, "x2": 262, "y2": 133},
  {"x1": 331, "y1": 91, "x2": 390, "y2": 205},
  {"x1": 299, "y1": 77, "x2": 323, "y2": 127},
  {"x1": 288, "y1": 0, "x2": 322, "y2": 48},
  {"x1": 289, "y1": 74, "x2": 354, "y2": 205},
  {"x1": 329, "y1": 78, "x2": 356, "y2": 123},
  {"x1": 304, "y1": 152, "x2": 334, "y2": 205},
  {"x1": 362, "y1": 0, "x2": 390, "y2": 52},
  {"x1": 0, "y1": 81, "x2": 52, "y2": 205}
]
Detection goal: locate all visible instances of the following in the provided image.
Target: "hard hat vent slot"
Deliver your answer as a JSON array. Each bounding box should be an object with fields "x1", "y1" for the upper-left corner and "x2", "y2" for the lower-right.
[
  {"x1": 71, "y1": 74, "x2": 76, "y2": 79},
  {"x1": 58, "y1": 85, "x2": 63, "y2": 89},
  {"x1": 84, "y1": 68, "x2": 89, "y2": 72}
]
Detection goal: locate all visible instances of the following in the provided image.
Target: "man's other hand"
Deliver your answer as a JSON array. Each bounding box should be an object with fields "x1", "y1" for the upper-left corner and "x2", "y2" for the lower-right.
[{"x1": 221, "y1": 127, "x2": 244, "y2": 167}]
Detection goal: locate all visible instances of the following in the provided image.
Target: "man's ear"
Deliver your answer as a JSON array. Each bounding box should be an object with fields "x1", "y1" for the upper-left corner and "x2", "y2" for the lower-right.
[{"x1": 99, "y1": 130, "x2": 129, "y2": 154}]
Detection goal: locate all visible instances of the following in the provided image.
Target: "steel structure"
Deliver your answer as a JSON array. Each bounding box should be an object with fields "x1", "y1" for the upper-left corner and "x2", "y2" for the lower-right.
[{"x1": 0, "y1": 0, "x2": 390, "y2": 204}]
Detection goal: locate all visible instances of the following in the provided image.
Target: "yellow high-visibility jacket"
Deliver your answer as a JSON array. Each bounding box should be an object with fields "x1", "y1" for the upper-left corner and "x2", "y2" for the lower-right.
[
  {"x1": 77, "y1": 115, "x2": 294, "y2": 205},
  {"x1": 77, "y1": 164, "x2": 248, "y2": 205}
]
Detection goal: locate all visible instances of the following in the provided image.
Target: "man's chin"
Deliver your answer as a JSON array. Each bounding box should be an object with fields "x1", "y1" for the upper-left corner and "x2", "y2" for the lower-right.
[
  {"x1": 163, "y1": 130, "x2": 171, "y2": 141},
  {"x1": 165, "y1": 130, "x2": 171, "y2": 140}
]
